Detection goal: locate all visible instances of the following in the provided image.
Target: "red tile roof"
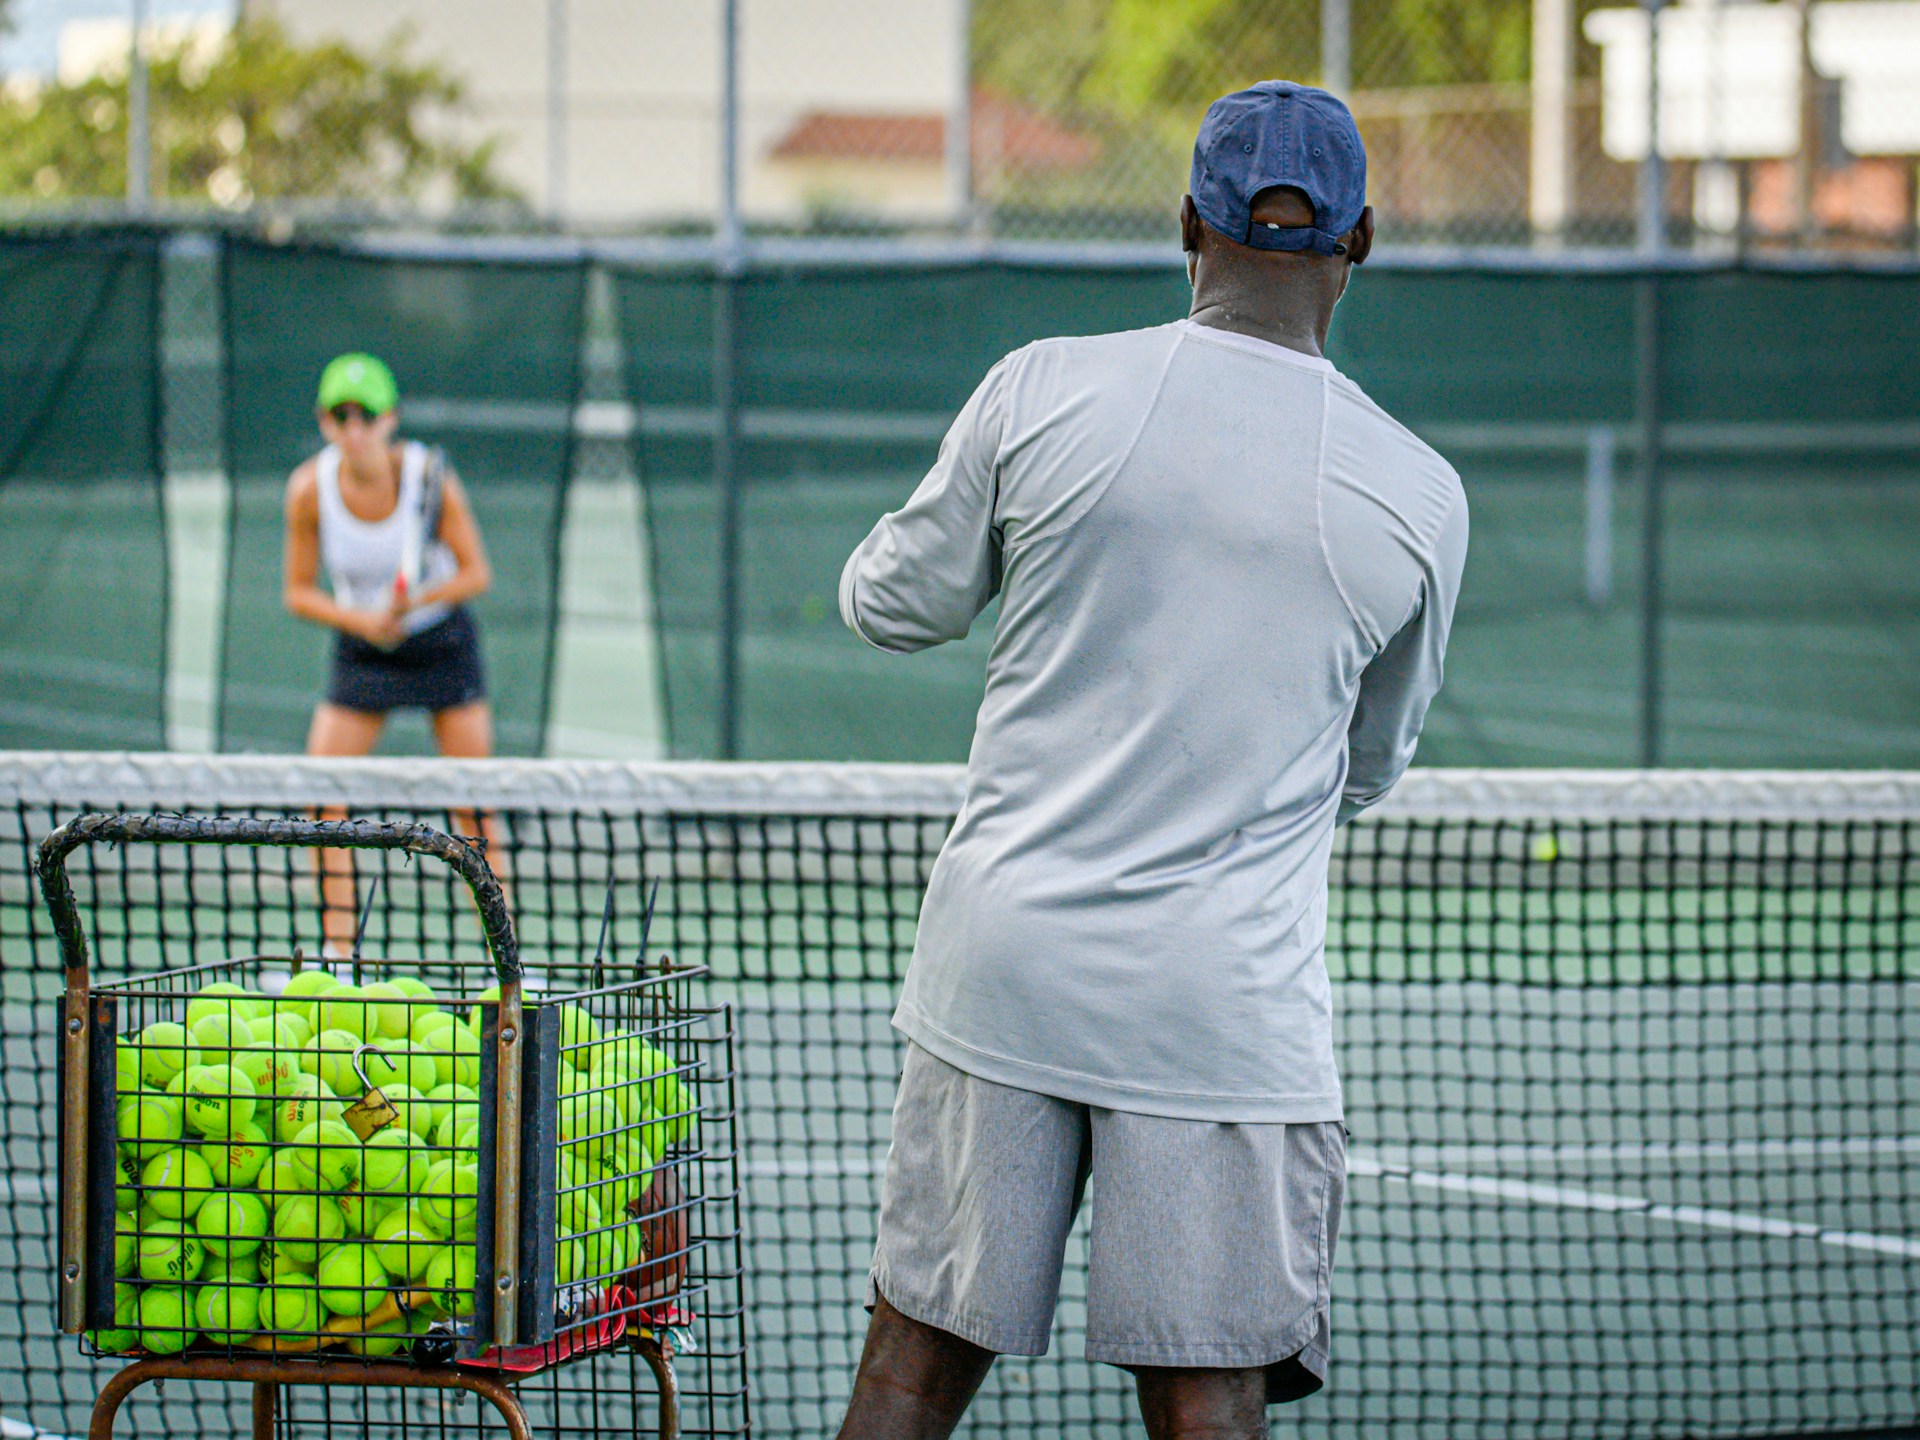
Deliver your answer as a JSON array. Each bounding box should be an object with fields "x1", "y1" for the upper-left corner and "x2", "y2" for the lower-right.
[{"x1": 769, "y1": 88, "x2": 1099, "y2": 170}]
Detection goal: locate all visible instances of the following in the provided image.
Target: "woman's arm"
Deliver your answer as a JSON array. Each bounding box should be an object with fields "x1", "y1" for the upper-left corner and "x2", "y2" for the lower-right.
[
  {"x1": 283, "y1": 464, "x2": 403, "y2": 646},
  {"x1": 407, "y1": 468, "x2": 492, "y2": 611}
]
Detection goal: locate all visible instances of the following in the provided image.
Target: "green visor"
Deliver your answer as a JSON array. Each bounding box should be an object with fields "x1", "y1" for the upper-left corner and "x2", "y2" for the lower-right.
[{"x1": 316, "y1": 353, "x2": 399, "y2": 415}]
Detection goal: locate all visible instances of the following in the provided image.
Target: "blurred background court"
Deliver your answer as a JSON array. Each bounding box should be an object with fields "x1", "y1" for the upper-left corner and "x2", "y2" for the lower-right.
[{"x1": 1, "y1": 1, "x2": 1917, "y2": 1438}]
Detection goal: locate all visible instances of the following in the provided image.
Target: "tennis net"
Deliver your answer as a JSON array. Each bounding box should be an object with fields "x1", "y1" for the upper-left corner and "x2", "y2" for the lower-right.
[{"x1": 2, "y1": 754, "x2": 1916, "y2": 1440}]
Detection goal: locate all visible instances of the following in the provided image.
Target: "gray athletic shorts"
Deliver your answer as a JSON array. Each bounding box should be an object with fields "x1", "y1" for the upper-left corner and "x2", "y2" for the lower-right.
[{"x1": 868, "y1": 1042, "x2": 1346, "y2": 1403}]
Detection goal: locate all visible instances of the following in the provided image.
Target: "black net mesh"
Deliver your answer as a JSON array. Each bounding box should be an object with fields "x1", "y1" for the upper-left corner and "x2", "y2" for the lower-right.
[
  {"x1": 0, "y1": 758, "x2": 1914, "y2": 1439},
  {"x1": 217, "y1": 239, "x2": 587, "y2": 757},
  {"x1": 0, "y1": 232, "x2": 167, "y2": 750}
]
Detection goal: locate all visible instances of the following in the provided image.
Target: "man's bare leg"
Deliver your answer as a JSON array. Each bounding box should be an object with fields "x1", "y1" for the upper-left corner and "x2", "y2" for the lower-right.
[
  {"x1": 1134, "y1": 1366, "x2": 1268, "y2": 1440},
  {"x1": 835, "y1": 1294, "x2": 996, "y2": 1440}
]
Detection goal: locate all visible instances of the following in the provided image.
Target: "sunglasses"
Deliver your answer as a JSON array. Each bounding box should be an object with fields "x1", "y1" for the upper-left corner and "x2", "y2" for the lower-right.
[{"x1": 327, "y1": 402, "x2": 384, "y2": 425}]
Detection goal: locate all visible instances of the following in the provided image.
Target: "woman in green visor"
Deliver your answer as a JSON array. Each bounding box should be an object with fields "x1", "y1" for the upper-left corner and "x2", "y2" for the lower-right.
[{"x1": 283, "y1": 352, "x2": 498, "y2": 950}]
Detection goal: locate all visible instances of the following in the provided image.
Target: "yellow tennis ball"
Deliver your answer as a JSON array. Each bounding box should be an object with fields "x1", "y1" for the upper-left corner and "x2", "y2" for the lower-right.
[
  {"x1": 315, "y1": 1242, "x2": 391, "y2": 1317},
  {"x1": 371, "y1": 1205, "x2": 441, "y2": 1280},
  {"x1": 141, "y1": 1145, "x2": 214, "y2": 1220},
  {"x1": 290, "y1": 1118, "x2": 363, "y2": 1191},
  {"x1": 137, "y1": 1284, "x2": 196, "y2": 1354},
  {"x1": 195, "y1": 1189, "x2": 269, "y2": 1257},
  {"x1": 425, "y1": 1244, "x2": 476, "y2": 1316},
  {"x1": 185, "y1": 1063, "x2": 258, "y2": 1137},
  {"x1": 358, "y1": 982, "x2": 413, "y2": 1041},
  {"x1": 195, "y1": 1277, "x2": 262, "y2": 1344},
  {"x1": 88, "y1": 1284, "x2": 142, "y2": 1354},
  {"x1": 258, "y1": 1276, "x2": 318, "y2": 1335}
]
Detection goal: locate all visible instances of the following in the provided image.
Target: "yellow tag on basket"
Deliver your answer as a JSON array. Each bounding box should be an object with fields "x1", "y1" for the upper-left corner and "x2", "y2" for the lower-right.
[{"x1": 342, "y1": 1044, "x2": 400, "y2": 1141}]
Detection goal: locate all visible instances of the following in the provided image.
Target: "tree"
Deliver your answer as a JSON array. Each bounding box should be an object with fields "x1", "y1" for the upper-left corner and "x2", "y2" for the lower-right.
[{"x1": 0, "y1": 17, "x2": 520, "y2": 208}]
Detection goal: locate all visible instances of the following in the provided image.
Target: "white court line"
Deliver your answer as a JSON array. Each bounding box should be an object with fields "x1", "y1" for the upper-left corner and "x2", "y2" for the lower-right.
[
  {"x1": 2, "y1": 1416, "x2": 76, "y2": 1440},
  {"x1": 1349, "y1": 1156, "x2": 1920, "y2": 1259},
  {"x1": 741, "y1": 1147, "x2": 1920, "y2": 1259},
  {"x1": 1365, "y1": 1134, "x2": 1920, "y2": 1169}
]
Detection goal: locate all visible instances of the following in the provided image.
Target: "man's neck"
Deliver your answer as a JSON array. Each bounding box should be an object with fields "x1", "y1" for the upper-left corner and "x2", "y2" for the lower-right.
[{"x1": 1185, "y1": 299, "x2": 1327, "y2": 360}]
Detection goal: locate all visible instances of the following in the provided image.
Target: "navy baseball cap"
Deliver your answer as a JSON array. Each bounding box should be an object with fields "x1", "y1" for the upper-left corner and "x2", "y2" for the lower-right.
[{"x1": 1189, "y1": 80, "x2": 1367, "y2": 256}]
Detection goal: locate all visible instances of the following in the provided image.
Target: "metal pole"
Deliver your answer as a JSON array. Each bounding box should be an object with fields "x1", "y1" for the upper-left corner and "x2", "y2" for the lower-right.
[
  {"x1": 946, "y1": 0, "x2": 972, "y2": 231},
  {"x1": 1584, "y1": 425, "x2": 1614, "y2": 608},
  {"x1": 126, "y1": 0, "x2": 150, "y2": 211},
  {"x1": 1635, "y1": 275, "x2": 1664, "y2": 766},
  {"x1": 714, "y1": 0, "x2": 743, "y2": 759},
  {"x1": 546, "y1": 0, "x2": 568, "y2": 221},
  {"x1": 1321, "y1": 0, "x2": 1351, "y2": 95},
  {"x1": 1637, "y1": 0, "x2": 1665, "y2": 253}
]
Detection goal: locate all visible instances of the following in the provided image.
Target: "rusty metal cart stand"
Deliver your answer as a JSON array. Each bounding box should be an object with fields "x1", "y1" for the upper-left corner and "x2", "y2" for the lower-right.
[{"x1": 37, "y1": 813, "x2": 681, "y2": 1440}]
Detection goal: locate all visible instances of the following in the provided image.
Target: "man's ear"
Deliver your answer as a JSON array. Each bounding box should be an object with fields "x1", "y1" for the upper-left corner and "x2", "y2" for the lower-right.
[
  {"x1": 1343, "y1": 205, "x2": 1375, "y2": 266},
  {"x1": 1180, "y1": 195, "x2": 1204, "y2": 256}
]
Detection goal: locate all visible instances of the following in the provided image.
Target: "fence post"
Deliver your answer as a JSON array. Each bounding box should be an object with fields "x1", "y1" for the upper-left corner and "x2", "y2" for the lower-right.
[
  {"x1": 1635, "y1": 274, "x2": 1664, "y2": 766},
  {"x1": 1322, "y1": 0, "x2": 1351, "y2": 95},
  {"x1": 715, "y1": 0, "x2": 744, "y2": 760},
  {"x1": 1585, "y1": 425, "x2": 1614, "y2": 608},
  {"x1": 1637, "y1": 0, "x2": 1666, "y2": 253},
  {"x1": 546, "y1": 0, "x2": 569, "y2": 220},
  {"x1": 127, "y1": 0, "x2": 150, "y2": 212}
]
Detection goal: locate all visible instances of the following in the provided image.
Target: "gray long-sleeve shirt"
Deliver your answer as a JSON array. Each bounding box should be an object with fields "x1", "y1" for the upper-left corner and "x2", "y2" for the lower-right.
[{"x1": 841, "y1": 317, "x2": 1467, "y2": 1121}]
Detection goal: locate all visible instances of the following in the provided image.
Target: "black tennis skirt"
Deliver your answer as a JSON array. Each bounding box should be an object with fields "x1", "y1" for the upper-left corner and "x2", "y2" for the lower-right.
[{"x1": 327, "y1": 607, "x2": 488, "y2": 714}]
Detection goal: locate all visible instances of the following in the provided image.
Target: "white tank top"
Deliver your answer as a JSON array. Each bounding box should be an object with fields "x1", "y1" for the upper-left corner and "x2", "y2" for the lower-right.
[{"x1": 316, "y1": 440, "x2": 458, "y2": 636}]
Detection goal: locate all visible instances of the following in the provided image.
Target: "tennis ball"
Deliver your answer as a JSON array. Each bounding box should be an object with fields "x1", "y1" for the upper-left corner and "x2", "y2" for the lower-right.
[
  {"x1": 554, "y1": 1236, "x2": 587, "y2": 1287},
  {"x1": 271, "y1": 1011, "x2": 314, "y2": 1051},
  {"x1": 579, "y1": 1221, "x2": 628, "y2": 1283},
  {"x1": 258, "y1": 1277, "x2": 318, "y2": 1335},
  {"x1": 433, "y1": 1108, "x2": 482, "y2": 1157},
  {"x1": 338, "y1": 1188, "x2": 397, "y2": 1237},
  {"x1": 558, "y1": 1188, "x2": 603, "y2": 1240},
  {"x1": 205, "y1": 1248, "x2": 261, "y2": 1283},
  {"x1": 185, "y1": 1063, "x2": 258, "y2": 1137},
  {"x1": 1531, "y1": 833, "x2": 1561, "y2": 863},
  {"x1": 347, "y1": 1317, "x2": 410, "y2": 1357},
  {"x1": 370, "y1": 1205, "x2": 441, "y2": 1280},
  {"x1": 391, "y1": 976, "x2": 439, "y2": 1005},
  {"x1": 556, "y1": 1005, "x2": 600, "y2": 1067},
  {"x1": 141, "y1": 1146, "x2": 214, "y2": 1220},
  {"x1": 290, "y1": 1119, "x2": 362, "y2": 1191},
  {"x1": 272, "y1": 1073, "x2": 334, "y2": 1141},
  {"x1": 136, "y1": 1223, "x2": 207, "y2": 1284},
  {"x1": 436, "y1": 1025, "x2": 481, "y2": 1088},
  {"x1": 315, "y1": 986, "x2": 370, "y2": 1041},
  {"x1": 420, "y1": 1082, "x2": 479, "y2": 1141},
  {"x1": 88, "y1": 1284, "x2": 142, "y2": 1354},
  {"x1": 135, "y1": 1022, "x2": 197, "y2": 1090},
  {"x1": 256, "y1": 1148, "x2": 306, "y2": 1206},
  {"x1": 195, "y1": 1278, "x2": 262, "y2": 1344},
  {"x1": 559, "y1": 1093, "x2": 621, "y2": 1161},
  {"x1": 277, "y1": 969, "x2": 339, "y2": 1027},
  {"x1": 315, "y1": 1242, "x2": 390, "y2": 1316},
  {"x1": 420, "y1": 1160, "x2": 477, "y2": 1236},
  {"x1": 424, "y1": 1244, "x2": 476, "y2": 1316},
  {"x1": 358, "y1": 982, "x2": 413, "y2": 1041},
  {"x1": 307, "y1": 1028, "x2": 366, "y2": 1097},
  {"x1": 361, "y1": 1129, "x2": 427, "y2": 1198},
  {"x1": 409, "y1": 1008, "x2": 454, "y2": 1050},
  {"x1": 256, "y1": 1239, "x2": 312, "y2": 1284},
  {"x1": 195, "y1": 1189, "x2": 269, "y2": 1257},
  {"x1": 137, "y1": 1285, "x2": 195, "y2": 1354},
  {"x1": 228, "y1": 1042, "x2": 280, "y2": 1094},
  {"x1": 114, "y1": 1213, "x2": 136, "y2": 1276},
  {"x1": 188, "y1": 1012, "x2": 256, "y2": 1060},
  {"x1": 273, "y1": 1195, "x2": 347, "y2": 1265},
  {"x1": 185, "y1": 982, "x2": 251, "y2": 1031},
  {"x1": 464, "y1": 985, "x2": 502, "y2": 1038},
  {"x1": 114, "y1": 1040, "x2": 141, "y2": 1095},
  {"x1": 117, "y1": 1091, "x2": 185, "y2": 1163},
  {"x1": 376, "y1": 1090, "x2": 433, "y2": 1144}
]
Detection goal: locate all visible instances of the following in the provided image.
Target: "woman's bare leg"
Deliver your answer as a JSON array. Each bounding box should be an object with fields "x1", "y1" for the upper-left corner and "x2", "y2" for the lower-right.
[
  {"x1": 432, "y1": 700, "x2": 503, "y2": 873},
  {"x1": 306, "y1": 702, "x2": 387, "y2": 955}
]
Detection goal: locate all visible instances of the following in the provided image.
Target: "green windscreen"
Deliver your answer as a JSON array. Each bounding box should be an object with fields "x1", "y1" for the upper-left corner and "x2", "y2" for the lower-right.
[
  {"x1": 621, "y1": 261, "x2": 1919, "y2": 768},
  {"x1": 218, "y1": 239, "x2": 586, "y2": 756},
  {"x1": 615, "y1": 263, "x2": 1186, "y2": 760},
  {"x1": 0, "y1": 232, "x2": 166, "y2": 748}
]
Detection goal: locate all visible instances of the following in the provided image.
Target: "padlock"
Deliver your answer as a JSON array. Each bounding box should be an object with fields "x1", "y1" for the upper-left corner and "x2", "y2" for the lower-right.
[{"x1": 340, "y1": 1042, "x2": 401, "y2": 1141}]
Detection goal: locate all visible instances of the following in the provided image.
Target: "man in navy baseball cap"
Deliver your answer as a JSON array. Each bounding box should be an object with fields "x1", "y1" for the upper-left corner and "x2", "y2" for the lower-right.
[{"x1": 834, "y1": 76, "x2": 1469, "y2": 1440}]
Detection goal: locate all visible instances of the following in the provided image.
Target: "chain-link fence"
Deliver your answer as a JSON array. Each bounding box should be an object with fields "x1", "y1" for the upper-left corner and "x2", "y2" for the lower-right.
[{"x1": 1, "y1": 0, "x2": 1915, "y2": 251}]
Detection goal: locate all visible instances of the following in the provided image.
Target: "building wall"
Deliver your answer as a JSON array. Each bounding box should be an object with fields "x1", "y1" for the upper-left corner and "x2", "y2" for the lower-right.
[{"x1": 262, "y1": 0, "x2": 965, "y2": 226}]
